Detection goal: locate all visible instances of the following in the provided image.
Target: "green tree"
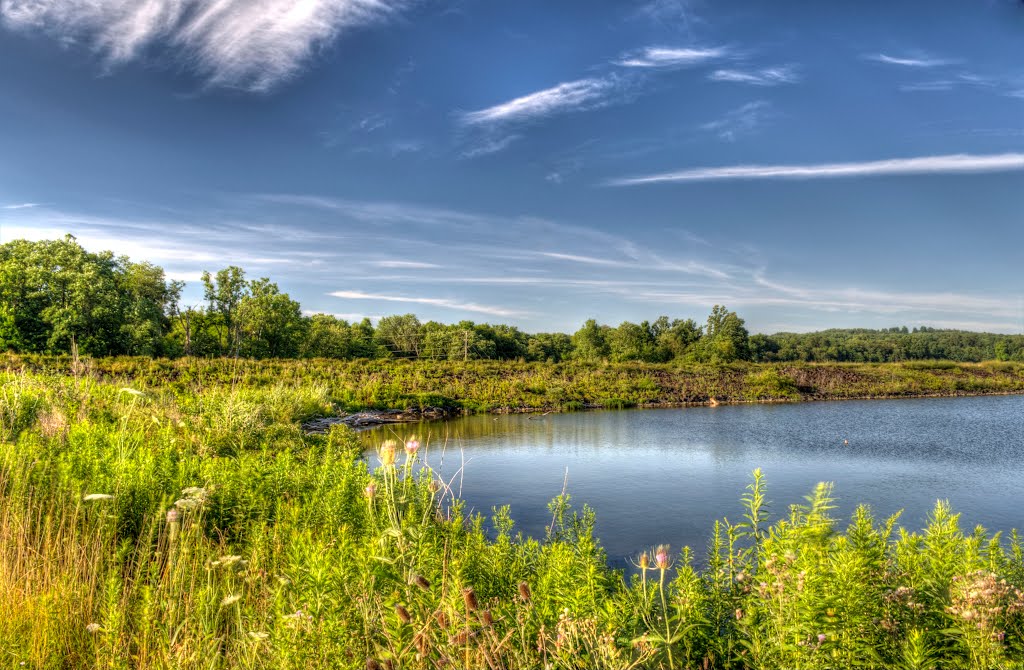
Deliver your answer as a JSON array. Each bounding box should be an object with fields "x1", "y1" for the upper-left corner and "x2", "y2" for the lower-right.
[
  {"x1": 571, "y1": 319, "x2": 611, "y2": 362},
  {"x1": 695, "y1": 305, "x2": 750, "y2": 363},
  {"x1": 374, "y1": 314, "x2": 422, "y2": 358},
  {"x1": 237, "y1": 278, "x2": 305, "y2": 358},
  {"x1": 202, "y1": 266, "x2": 247, "y2": 355}
]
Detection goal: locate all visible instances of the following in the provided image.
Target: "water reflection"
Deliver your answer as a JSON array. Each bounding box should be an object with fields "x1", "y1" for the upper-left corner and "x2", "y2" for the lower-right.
[{"x1": 362, "y1": 395, "x2": 1024, "y2": 568}]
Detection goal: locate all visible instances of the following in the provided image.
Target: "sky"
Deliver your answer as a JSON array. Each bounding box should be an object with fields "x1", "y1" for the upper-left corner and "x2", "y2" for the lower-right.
[{"x1": 1, "y1": 0, "x2": 1023, "y2": 334}]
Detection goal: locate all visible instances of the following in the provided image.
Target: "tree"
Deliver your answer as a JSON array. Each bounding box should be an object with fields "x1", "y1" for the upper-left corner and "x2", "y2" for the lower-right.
[
  {"x1": 202, "y1": 266, "x2": 247, "y2": 355},
  {"x1": 374, "y1": 314, "x2": 422, "y2": 358},
  {"x1": 652, "y1": 316, "x2": 702, "y2": 360},
  {"x1": 695, "y1": 305, "x2": 750, "y2": 363},
  {"x1": 237, "y1": 278, "x2": 305, "y2": 358},
  {"x1": 571, "y1": 319, "x2": 611, "y2": 362}
]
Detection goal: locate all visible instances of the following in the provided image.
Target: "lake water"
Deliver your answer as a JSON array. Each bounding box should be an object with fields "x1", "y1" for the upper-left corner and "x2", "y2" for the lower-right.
[{"x1": 361, "y1": 395, "x2": 1024, "y2": 568}]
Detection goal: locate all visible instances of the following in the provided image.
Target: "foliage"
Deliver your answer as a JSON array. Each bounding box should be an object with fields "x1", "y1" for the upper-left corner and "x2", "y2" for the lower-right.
[{"x1": 2, "y1": 368, "x2": 1024, "y2": 669}]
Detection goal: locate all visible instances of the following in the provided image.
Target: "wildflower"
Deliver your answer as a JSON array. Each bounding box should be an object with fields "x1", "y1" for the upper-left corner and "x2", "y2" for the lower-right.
[
  {"x1": 248, "y1": 631, "x2": 269, "y2": 640},
  {"x1": 174, "y1": 498, "x2": 201, "y2": 511},
  {"x1": 395, "y1": 604, "x2": 411, "y2": 624},
  {"x1": 817, "y1": 633, "x2": 826, "y2": 644},
  {"x1": 119, "y1": 388, "x2": 145, "y2": 397},
  {"x1": 379, "y1": 441, "x2": 397, "y2": 467},
  {"x1": 221, "y1": 594, "x2": 242, "y2": 607},
  {"x1": 166, "y1": 508, "x2": 180, "y2": 524},
  {"x1": 405, "y1": 436, "x2": 420, "y2": 455},
  {"x1": 434, "y1": 610, "x2": 450, "y2": 629},
  {"x1": 735, "y1": 609, "x2": 743, "y2": 620},
  {"x1": 365, "y1": 482, "x2": 377, "y2": 499},
  {"x1": 83, "y1": 493, "x2": 113, "y2": 502},
  {"x1": 366, "y1": 659, "x2": 382, "y2": 670},
  {"x1": 86, "y1": 623, "x2": 102, "y2": 634},
  {"x1": 638, "y1": 552, "x2": 650, "y2": 571},
  {"x1": 181, "y1": 487, "x2": 207, "y2": 498},
  {"x1": 462, "y1": 587, "x2": 478, "y2": 612},
  {"x1": 735, "y1": 571, "x2": 746, "y2": 583},
  {"x1": 480, "y1": 609, "x2": 494, "y2": 627},
  {"x1": 655, "y1": 545, "x2": 670, "y2": 570}
]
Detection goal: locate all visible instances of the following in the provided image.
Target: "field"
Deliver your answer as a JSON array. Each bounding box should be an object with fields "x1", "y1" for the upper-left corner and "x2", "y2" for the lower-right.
[{"x1": 2, "y1": 358, "x2": 1024, "y2": 668}]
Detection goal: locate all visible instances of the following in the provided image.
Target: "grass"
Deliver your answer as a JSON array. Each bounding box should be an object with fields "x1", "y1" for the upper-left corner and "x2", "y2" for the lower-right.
[{"x1": 2, "y1": 363, "x2": 1024, "y2": 668}]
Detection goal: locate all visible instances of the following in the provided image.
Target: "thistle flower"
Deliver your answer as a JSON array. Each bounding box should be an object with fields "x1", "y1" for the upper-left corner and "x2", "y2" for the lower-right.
[
  {"x1": 166, "y1": 508, "x2": 180, "y2": 524},
  {"x1": 379, "y1": 441, "x2": 397, "y2": 467},
  {"x1": 434, "y1": 610, "x2": 450, "y2": 629},
  {"x1": 479, "y1": 609, "x2": 494, "y2": 627},
  {"x1": 404, "y1": 436, "x2": 420, "y2": 455},
  {"x1": 365, "y1": 659, "x2": 382, "y2": 670},
  {"x1": 817, "y1": 633, "x2": 826, "y2": 644},
  {"x1": 365, "y1": 482, "x2": 377, "y2": 499},
  {"x1": 655, "y1": 545, "x2": 670, "y2": 570},
  {"x1": 638, "y1": 552, "x2": 650, "y2": 571}
]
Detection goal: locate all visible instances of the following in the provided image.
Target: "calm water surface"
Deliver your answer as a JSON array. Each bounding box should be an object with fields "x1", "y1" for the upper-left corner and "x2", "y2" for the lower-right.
[{"x1": 362, "y1": 395, "x2": 1024, "y2": 567}]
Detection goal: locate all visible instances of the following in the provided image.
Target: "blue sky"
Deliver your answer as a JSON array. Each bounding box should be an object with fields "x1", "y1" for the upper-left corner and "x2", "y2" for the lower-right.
[{"x1": 2, "y1": 0, "x2": 1023, "y2": 333}]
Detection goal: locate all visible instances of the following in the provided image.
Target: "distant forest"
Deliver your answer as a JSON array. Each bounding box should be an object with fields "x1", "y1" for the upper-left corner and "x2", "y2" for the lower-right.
[{"x1": 3, "y1": 236, "x2": 1023, "y2": 363}]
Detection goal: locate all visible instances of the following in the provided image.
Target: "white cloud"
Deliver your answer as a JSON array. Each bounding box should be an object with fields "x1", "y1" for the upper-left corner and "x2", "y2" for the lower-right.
[
  {"x1": 607, "y1": 153, "x2": 1024, "y2": 186},
  {"x1": 708, "y1": 67, "x2": 799, "y2": 86},
  {"x1": 0, "y1": 0, "x2": 410, "y2": 91},
  {"x1": 2, "y1": 202, "x2": 40, "y2": 210},
  {"x1": 866, "y1": 53, "x2": 959, "y2": 68},
  {"x1": 461, "y1": 78, "x2": 615, "y2": 125},
  {"x1": 329, "y1": 290, "x2": 524, "y2": 317},
  {"x1": 700, "y1": 100, "x2": 771, "y2": 141},
  {"x1": 616, "y1": 46, "x2": 726, "y2": 68}
]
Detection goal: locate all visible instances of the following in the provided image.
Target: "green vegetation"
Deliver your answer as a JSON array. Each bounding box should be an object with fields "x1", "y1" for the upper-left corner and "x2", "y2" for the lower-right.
[
  {"x1": 6, "y1": 355, "x2": 1024, "y2": 413},
  {"x1": 4, "y1": 367, "x2": 1024, "y2": 669},
  {"x1": 4, "y1": 236, "x2": 1024, "y2": 364}
]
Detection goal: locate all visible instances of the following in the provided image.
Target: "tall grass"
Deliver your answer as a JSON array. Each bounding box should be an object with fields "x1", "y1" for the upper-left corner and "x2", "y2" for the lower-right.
[{"x1": 1, "y1": 367, "x2": 1024, "y2": 668}]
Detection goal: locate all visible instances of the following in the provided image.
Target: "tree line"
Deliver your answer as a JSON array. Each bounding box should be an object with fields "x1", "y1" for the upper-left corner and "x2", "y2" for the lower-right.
[{"x1": 2, "y1": 236, "x2": 1022, "y2": 363}]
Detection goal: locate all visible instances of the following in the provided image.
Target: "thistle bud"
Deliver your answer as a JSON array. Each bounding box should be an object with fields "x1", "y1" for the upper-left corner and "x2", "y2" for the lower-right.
[
  {"x1": 434, "y1": 610, "x2": 450, "y2": 629},
  {"x1": 462, "y1": 587, "x2": 478, "y2": 612},
  {"x1": 518, "y1": 581, "x2": 532, "y2": 603},
  {"x1": 395, "y1": 604, "x2": 411, "y2": 624},
  {"x1": 365, "y1": 482, "x2": 377, "y2": 499},
  {"x1": 379, "y1": 441, "x2": 397, "y2": 467},
  {"x1": 410, "y1": 574, "x2": 430, "y2": 591},
  {"x1": 479, "y1": 610, "x2": 494, "y2": 627},
  {"x1": 405, "y1": 436, "x2": 420, "y2": 455},
  {"x1": 365, "y1": 659, "x2": 381, "y2": 670}
]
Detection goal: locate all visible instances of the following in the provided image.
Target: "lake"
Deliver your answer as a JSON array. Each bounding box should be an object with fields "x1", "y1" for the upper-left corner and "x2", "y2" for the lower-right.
[{"x1": 362, "y1": 394, "x2": 1024, "y2": 568}]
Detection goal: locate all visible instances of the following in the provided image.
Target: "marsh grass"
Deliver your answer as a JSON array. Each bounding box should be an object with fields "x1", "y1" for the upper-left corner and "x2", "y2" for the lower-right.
[{"x1": 2, "y1": 366, "x2": 1024, "y2": 668}]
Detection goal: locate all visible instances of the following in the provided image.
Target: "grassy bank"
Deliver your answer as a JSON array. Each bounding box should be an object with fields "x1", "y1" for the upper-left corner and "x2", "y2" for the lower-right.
[
  {"x1": 4, "y1": 354, "x2": 1024, "y2": 415},
  {"x1": 2, "y1": 366, "x2": 1024, "y2": 668}
]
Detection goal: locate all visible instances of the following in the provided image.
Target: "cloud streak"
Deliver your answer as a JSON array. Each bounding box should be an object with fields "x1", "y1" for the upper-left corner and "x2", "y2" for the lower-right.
[
  {"x1": 606, "y1": 153, "x2": 1024, "y2": 185},
  {"x1": 616, "y1": 46, "x2": 726, "y2": 68},
  {"x1": 2, "y1": 202, "x2": 40, "y2": 210},
  {"x1": 708, "y1": 67, "x2": 799, "y2": 86},
  {"x1": 328, "y1": 290, "x2": 523, "y2": 317},
  {"x1": 461, "y1": 78, "x2": 616, "y2": 125},
  {"x1": 866, "y1": 53, "x2": 958, "y2": 68},
  {"x1": 0, "y1": 0, "x2": 410, "y2": 91}
]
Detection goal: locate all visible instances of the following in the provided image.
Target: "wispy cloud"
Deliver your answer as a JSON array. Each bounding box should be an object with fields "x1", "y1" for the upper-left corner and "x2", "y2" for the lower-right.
[
  {"x1": 461, "y1": 78, "x2": 616, "y2": 125},
  {"x1": 700, "y1": 100, "x2": 772, "y2": 141},
  {"x1": 2, "y1": 202, "x2": 40, "y2": 210},
  {"x1": 0, "y1": 0, "x2": 411, "y2": 91},
  {"x1": 606, "y1": 153, "x2": 1024, "y2": 186},
  {"x1": 616, "y1": 46, "x2": 726, "y2": 68},
  {"x1": 461, "y1": 134, "x2": 522, "y2": 158},
  {"x1": 328, "y1": 290, "x2": 523, "y2": 317},
  {"x1": 369, "y1": 260, "x2": 442, "y2": 269},
  {"x1": 708, "y1": 66, "x2": 799, "y2": 86},
  {"x1": 866, "y1": 53, "x2": 959, "y2": 68}
]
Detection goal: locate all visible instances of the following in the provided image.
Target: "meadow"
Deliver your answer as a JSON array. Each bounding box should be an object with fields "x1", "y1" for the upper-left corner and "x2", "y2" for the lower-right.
[{"x1": 2, "y1": 357, "x2": 1024, "y2": 669}]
